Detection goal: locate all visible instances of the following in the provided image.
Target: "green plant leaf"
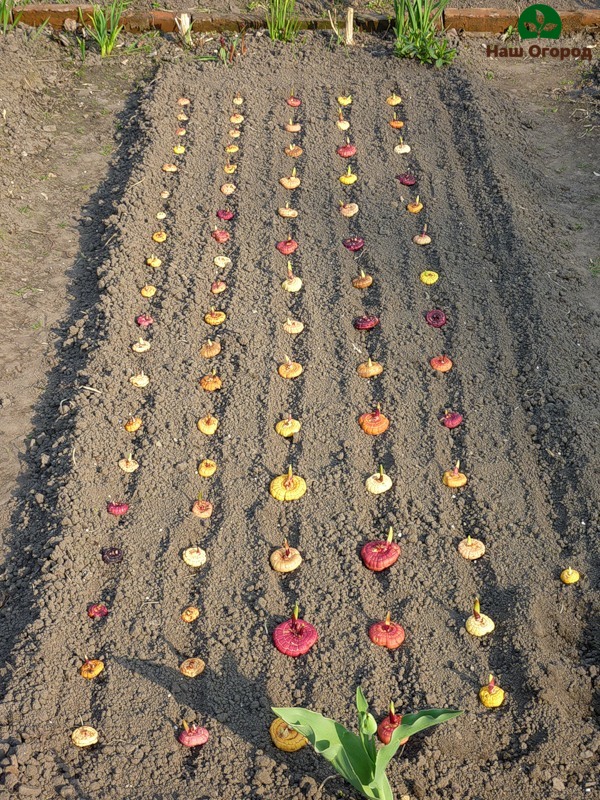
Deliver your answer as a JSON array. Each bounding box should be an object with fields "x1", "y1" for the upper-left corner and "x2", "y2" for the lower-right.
[
  {"x1": 272, "y1": 706, "x2": 375, "y2": 794},
  {"x1": 273, "y1": 693, "x2": 461, "y2": 800},
  {"x1": 375, "y1": 709, "x2": 462, "y2": 781},
  {"x1": 355, "y1": 687, "x2": 378, "y2": 766}
]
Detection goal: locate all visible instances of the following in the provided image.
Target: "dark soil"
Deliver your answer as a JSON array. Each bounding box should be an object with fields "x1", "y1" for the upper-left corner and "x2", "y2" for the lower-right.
[{"x1": 0, "y1": 27, "x2": 599, "y2": 800}]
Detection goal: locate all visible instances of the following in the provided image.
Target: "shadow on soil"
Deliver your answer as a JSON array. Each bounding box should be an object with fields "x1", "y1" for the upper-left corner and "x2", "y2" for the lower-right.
[{"x1": 0, "y1": 67, "x2": 158, "y2": 698}]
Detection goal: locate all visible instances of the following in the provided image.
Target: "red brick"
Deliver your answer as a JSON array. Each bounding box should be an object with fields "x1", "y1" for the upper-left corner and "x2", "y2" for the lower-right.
[
  {"x1": 148, "y1": 10, "x2": 178, "y2": 33},
  {"x1": 355, "y1": 12, "x2": 394, "y2": 33},
  {"x1": 121, "y1": 11, "x2": 152, "y2": 33},
  {"x1": 580, "y1": 10, "x2": 600, "y2": 27},
  {"x1": 560, "y1": 10, "x2": 600, "y2": 32},
  {"x1": 16, "y1": 4, "x2": 91, "y2": 29},
  {"x1": 13, "y1": 4, "x2": 600, "y2": 36},
  {"x1": 444, "y1": 8, "x2": 518, "y2": 33}
]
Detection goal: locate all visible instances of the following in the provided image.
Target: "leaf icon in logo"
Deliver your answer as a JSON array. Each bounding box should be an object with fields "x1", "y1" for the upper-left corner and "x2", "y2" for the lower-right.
[{"x1": 518, "y1": 3, "x2": 562, "y2": 39}]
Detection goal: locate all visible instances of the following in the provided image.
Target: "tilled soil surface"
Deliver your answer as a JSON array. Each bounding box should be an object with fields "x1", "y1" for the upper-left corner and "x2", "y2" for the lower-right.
[{"x1": 0, "y1": 35, "x2": 599, "y2": 800}]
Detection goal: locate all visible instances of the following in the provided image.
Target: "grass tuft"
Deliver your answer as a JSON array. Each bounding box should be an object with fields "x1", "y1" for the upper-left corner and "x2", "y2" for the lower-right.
[
  {"x1": 266, "y1": 0, "x2": 299, "y2": 42},
  {"x1": 80, "y1": 0, "x2": 128, "y2": 57},
  {"x1": 392, "y1": 0, "x2": 456, "y2": 67}
]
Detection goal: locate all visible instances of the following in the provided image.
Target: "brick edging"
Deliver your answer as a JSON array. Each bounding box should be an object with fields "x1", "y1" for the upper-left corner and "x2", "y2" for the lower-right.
[{"x1": 11, "y1": 4, "x2": 600, "y2": 35}]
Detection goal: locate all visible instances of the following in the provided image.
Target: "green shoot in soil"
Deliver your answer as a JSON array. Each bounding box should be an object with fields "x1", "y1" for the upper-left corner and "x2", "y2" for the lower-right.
[
  {"x1": 392, "y1": 0, "x2": 456, "y2": 67},
  {"x1": 273, "y1": 687, "x2": 462, "y2": 800},
  {"x1": 27, "y1": 18, "x2": 50, "y2": 43},
  {"x1": 266, "y1": 0, "x2": 299, "y2": 42},
  {"x1": 0, "y1": 0, "x2": 21, "y2": 34},
  {"x1": 80, "y1": 0, "x2": 127, "y2": 57}
]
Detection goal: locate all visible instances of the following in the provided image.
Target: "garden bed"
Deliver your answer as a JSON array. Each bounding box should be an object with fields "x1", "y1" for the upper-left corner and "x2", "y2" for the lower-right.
[{"x1": 0, "y1": 31, "x2": 598, "y2": 800}]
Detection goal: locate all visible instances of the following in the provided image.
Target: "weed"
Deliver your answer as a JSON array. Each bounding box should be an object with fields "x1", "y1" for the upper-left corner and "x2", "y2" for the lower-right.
[
  {"x1": 214, "y1": 31, "x2": 247, "y2": 65},
  {"x1": 392, "y1": 0, "x2": 456, "y2": 67},
  {"x1": 246, "y1": 0, "x2": 263, "y2": 9},
  {"x1": 32, "y1": 320, "x2": 43, "y2": 330},
  {"x1": 80, "y1": 0, "x2": 127, "y2": 57},
  {"x1": 0, "y1": 0, "x2": 21, "y2": 34},
  {"x1": 485, "y1": 70, "x2": 494, "y2": 80},
  {"x1": 18, "y1": 205, "x2": 32, "y2": 215},
  {"x1": 10, "y1": 286, "x2": 43, "y2": 298},
  {"x1": 28, "y1": 18, "x2": 50, "y2": 43},
  {"x1": 589, "y1": 258, "x2": 600, "y2": 276},
  {"x1": 500, "y1": 23, "x2": 516, "y2": 41},
  {"x1": 123, "y1": 29, "x2": 159, "y2": 55},
  {"x1": 266, "y1": 0, "x2": 299, "y2": 42}
]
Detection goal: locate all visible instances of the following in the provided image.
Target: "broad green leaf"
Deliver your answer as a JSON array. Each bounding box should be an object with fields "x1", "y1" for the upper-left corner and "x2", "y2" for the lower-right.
[
  {"x1": 356, "y1": 686, "x2": 369, "y2": 714},
  {"x1": 355, "y1": 687, "x2": 377, "y2": 765},
  {"x1": 375, "y1": 709, "x2": 462, "y2": 781},
  {"x1": 272, "y1": 706, "x2": 374, "y2": 793}
]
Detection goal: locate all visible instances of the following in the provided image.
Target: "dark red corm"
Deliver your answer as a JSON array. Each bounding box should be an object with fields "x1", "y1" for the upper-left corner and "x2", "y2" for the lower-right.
[
  {"x1": 216, "y1": 209, "x2": 234, "y2": 221},
  {"x1": 343, "y1": 236, "x2": 365, "y2": 252},
  {"x1": 136, "y1": 314, "x2": 153, "y2": 329},
  {"x1": 276, "y1": 238, "x2": 298, "y2": 256},
  {"x1": 354, "y1": 315, "x2": 379, "y2": 331},
  {"x1": 377, "y1": 703, "x2": 408, "y2": 745},
  {"x1": 272, "y1": 603, "x2": 318, "y2": 657},
  {"x1": 396, "y1": 172, "x2": 417, "y2": 186},
  {"x1": 425, "y1": 309, "x2": 447, "y2": 328},
  {"x1": 337, "y1": 142, "x2": 357, "y2": 158},
  {"x1": 360, "y1": 528, "x2": 401, "y2": 572},
  {"x1": 87, "y1": 603, "x2": 109, "y2": 619},
  {"x1": 101, "y1": 547, "x2": 123, "y2": 564},
  {"x1": 440, "y1": 410, "x2": 463, "y2": 429},
  {"x1": 107, "y1": 501, "x2": 129, "y2": 517},
  {"x1": 286, "y1": 95, "x2": 301, "y2": 108},
  {"x1": 178, "y1": 723, "x2": 209, "y2": 747}
]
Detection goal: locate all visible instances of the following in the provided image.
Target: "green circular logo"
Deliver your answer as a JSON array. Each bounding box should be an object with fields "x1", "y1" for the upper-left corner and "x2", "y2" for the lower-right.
[{"x1": 518, "y1": 4, "x2": 562, "y2": 39}]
